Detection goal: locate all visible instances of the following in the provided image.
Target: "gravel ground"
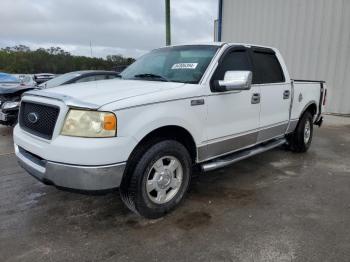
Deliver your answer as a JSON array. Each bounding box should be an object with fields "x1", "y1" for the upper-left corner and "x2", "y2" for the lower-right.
[{"x1": 0, "y1": 115, "x2": 349, "y2": 262}]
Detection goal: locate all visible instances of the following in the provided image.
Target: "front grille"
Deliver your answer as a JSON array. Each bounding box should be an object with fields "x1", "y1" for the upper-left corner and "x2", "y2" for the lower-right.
[{"x1": 19, "y1": 101, "x2": 60, "y2": 140}]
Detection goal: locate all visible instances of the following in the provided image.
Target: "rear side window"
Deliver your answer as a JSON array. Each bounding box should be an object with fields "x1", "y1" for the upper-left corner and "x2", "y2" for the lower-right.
[
  {"x1": 212, "y1": 50, "x2": 251, "y2": 81},
  {"x1": 75, "y1": 76, "x2": 96, "y2": 83},
  {"x1": 106, "y1": 74, "x2": 117, "y2": 79},
  {"x1": 251, "y1": 51, "x2": 285, "y2": 84},
  {"x1": 95, "y1": 75, "x2": 108, "y2": 81}
]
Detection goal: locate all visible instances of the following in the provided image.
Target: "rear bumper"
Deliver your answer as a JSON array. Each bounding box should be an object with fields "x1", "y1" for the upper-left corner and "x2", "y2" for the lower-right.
[{"x1": 15, "y1": 144, "x2": 126, "y2": 191}]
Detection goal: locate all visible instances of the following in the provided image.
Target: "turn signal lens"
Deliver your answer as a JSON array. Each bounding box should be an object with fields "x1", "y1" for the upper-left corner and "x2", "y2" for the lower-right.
[{"x1": 103, "y1": 115, "x2": 117, "y2": 131}]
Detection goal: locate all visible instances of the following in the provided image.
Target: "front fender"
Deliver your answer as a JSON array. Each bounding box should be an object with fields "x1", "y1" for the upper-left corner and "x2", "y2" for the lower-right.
[{"x1": 113, "y1": 98, "x2": 207, "y2": 146}]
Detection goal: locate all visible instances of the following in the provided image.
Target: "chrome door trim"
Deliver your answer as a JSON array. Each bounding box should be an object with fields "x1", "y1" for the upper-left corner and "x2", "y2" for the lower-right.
[
  {"x1": 257, "y1": 122, "x2": 289, "y2": 142},
  {"x1": 197, "y1": 121, "x2": 292, "y2": 162},
  {"x1": 198, "y1": 131, "x2": 258, "y2": 162}
]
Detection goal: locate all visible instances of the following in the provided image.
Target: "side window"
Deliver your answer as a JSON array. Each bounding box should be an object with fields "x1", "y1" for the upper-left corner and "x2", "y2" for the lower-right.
[
  {"x1": 94, "y1": 75, "x2": 108, "y2": 81},
  {"x1": 105, "y1": 74, "x2": 117, "y2": 79},
  {"x1": 251, "y1": 51, "x2": 285, "y2": 84},
  {"x1": 212, "y1": 50, "x2": 251, "y2": 81},
  {"x1": 75, "y1": 76, "x2": 96, "y2": 83}
]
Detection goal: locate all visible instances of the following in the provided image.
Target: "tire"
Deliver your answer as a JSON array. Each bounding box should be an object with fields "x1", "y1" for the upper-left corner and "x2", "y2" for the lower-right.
[
  {"x1": 120, "y1": 140, "x2": 192, "y2": 219},
  {"x1": 288, "y1": 111, "x2": 314, "y2": 153}
]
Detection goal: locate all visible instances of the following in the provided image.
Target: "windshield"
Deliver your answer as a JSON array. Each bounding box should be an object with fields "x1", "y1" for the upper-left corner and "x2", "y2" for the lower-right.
[
  {"x1": 41, "y1": 72, "x2": 81, "y2": 88},
  {"x1": 120, "y1": 45, "x2": 219, "y2": 84}
]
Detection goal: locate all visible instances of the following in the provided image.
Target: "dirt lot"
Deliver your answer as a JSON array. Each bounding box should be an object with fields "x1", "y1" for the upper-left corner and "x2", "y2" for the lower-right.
[{"x1": 1, "y1": 116, "x2": 350, "y2": 262}]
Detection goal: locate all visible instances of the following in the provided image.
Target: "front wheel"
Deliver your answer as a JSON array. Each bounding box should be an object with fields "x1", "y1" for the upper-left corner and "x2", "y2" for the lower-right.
[
  {"x1": 120, "y1": 140, "x2": 192, "y2": 219},
  {"x1": 288, "y1": 111, "x2": 314, "y2": 153}
]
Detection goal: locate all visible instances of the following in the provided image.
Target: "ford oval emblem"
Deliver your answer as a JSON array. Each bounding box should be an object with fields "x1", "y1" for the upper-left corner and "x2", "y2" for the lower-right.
[{"x1": 27, "y1": 112, "x2": 39, "y2": 124}]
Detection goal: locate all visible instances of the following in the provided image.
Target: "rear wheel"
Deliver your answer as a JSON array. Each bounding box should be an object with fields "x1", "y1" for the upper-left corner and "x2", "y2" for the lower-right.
[
  {"x1": 288, "y1": 111, "x2": 314, "y2": 153},
  {"x1": 120, "y1": 140, "x2": 192, "y2": 219}
]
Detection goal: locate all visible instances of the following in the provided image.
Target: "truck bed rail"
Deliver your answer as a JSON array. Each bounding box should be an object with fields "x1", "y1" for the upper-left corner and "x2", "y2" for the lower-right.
[{"x1": 292, "y1": 79, "x2": 325, "y2": 83}]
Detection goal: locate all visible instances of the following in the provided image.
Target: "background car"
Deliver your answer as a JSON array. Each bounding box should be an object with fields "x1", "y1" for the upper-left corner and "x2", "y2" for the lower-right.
[
  {"x1": 0, "y1": 70, "x2": 120, "y2": 126},
  {"x1": 17, "y1": 74, "x2": 36, "y2": 87},
  {"x1": 33, "y1": 73, "x2": 55, "y2": 84},
  {"x1": 39, "y1": 70, "x2": 120, "y2": 89},
  {"x1": 0, "y1": 72, "x2": 21, "y2": 88}
]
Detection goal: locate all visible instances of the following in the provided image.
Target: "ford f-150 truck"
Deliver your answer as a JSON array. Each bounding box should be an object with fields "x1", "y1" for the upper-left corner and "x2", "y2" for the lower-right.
[{"x1": 14, "y1": 43, "x2": 326, "y2": 218}]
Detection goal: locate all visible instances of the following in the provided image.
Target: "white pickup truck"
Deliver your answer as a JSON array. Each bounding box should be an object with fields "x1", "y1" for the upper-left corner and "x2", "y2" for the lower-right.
[{"x1": 14, "y1": 43, "x2": 326, "y2": 218}]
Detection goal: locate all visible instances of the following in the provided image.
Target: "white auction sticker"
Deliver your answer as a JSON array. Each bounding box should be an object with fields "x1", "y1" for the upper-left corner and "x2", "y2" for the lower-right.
[{"x1": 171, "y1": 63, "x2": 198, "y2": 70}]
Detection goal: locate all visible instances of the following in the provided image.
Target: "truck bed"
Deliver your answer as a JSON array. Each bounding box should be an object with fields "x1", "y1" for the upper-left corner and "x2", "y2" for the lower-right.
[{"x1": 291, "y1": 79, "x2": 326, "y2": 124}]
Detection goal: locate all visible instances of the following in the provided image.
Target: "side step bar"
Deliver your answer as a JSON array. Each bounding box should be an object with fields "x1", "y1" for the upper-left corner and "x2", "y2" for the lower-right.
[{"x1": 201, "y1": 138, "x2": 287, "y2": 172}]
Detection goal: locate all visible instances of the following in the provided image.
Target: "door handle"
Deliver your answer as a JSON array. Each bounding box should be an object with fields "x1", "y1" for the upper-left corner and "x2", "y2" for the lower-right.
[
  {"x1": 283, "y1": 90, "x2": 290, "y2": 99},
  {"x1": 190, "y1": 99, "x2": 205, "y2": 106},
  {"x1": 251, "y1": 93, "x2": 260, "y2": 104}
]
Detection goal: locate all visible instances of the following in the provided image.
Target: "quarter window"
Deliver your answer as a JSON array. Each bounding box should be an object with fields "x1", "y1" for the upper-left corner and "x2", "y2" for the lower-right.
[
  {"x1": 94, "y1": 75, "x2": 108, "y2": 81},
  {"x1": 105, "y1": 74, "x2": 117, "y2": 79},
  {"x1": 75, "y1": 76, "x2": 96, "y2": 83}
]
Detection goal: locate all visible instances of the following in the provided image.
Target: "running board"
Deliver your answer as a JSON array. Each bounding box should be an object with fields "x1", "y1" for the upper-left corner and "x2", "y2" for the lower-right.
[{"x1": 201, "y1": 138, "x2": 287, "y2": 172}]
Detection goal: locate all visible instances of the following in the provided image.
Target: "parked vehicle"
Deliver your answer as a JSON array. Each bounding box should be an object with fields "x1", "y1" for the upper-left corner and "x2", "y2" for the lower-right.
[
  {"x1": 14, "y1": 43, "x2": 326, "y2": 218},
  {"x1": 33, "y1": 73, "x2": 55, "y2": 84},
  {"x1": 38, "y1": 70, "x2": 120, "y2": 89},
  {"x1": 0, "y1": 70, "x2": 120, "y2": 126},
  {"x1": 17, "y1": 74, "x2": 36, "y2": 87},
  {"x1": 0, "y1": 73, "x2": 35, "y2": 126},
  {"x1": 0, "y1": 72, "x2": 20, "y2": 84}
]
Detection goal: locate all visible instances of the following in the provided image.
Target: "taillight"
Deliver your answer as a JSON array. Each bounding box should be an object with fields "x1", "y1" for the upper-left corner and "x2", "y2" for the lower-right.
[{"x1": 323, "y1": 89, "x2": 327, "y2": 106}]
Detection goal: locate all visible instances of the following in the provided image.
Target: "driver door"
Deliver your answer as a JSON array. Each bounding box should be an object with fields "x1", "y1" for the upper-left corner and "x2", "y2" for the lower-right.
[{"x1": 201, "y1": 47, "x2": 261, "y2": 161}]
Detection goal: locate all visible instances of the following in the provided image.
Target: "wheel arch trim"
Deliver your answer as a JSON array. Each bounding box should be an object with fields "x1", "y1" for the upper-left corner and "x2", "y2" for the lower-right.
[{"x1": 299, "y1": 101, "x2": 317, "y2": 120}]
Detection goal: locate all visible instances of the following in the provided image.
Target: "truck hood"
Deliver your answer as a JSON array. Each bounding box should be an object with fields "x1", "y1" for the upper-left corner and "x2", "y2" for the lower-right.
[{"x1": 37, "y1": 79, "x2": 185, "y2": 107}]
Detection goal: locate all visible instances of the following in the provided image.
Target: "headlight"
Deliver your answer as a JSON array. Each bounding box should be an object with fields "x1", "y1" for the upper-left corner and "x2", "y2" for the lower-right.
[
  {"x1": 61, "y1": 109, "x2": 117, "y2": 138},
  {"x1": 2, "y1": 101, "x2": 20, "y2": 110}
]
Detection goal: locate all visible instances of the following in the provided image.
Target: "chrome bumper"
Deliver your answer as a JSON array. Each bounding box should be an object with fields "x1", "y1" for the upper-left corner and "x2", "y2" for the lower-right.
[{"x1": 15, "y1": 144, "x2": 126, "y2": 191}]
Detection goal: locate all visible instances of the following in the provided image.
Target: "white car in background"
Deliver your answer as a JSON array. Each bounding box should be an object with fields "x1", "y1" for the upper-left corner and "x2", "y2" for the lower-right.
[
  {"x1": 33, "y1": 73, "x2": 55, "y2": 84},
  {"x1": 16, "y1": 74, "x2": 36, "y2": 86}
]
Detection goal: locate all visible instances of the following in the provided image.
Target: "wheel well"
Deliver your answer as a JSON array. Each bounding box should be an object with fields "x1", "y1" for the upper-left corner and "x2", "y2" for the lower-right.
[
  {"x1": 120, "y1": 126, "x2": 197, "y2": 190},
  {"x1": 133, "y1": 126, "x2": 197, "y2": 162},
  {"x1": 303, "y1": 103, "x2": 317, "y2": 117}
]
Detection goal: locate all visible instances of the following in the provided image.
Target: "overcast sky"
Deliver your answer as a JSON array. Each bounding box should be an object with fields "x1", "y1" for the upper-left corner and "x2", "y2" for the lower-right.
[{"x1": 0, "y1": 0, "x2": 217, "y2": 58}]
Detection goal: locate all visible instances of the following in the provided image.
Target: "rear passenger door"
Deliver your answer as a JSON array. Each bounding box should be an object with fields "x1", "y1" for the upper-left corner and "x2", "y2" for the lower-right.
[{"x1": 250, "y1": 47, "x2": 290, "y2": 142}]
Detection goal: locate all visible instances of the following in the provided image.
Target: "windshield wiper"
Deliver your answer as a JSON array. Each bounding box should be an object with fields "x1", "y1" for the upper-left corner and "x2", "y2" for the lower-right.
[{"x1": 134, "y1": 73, "x2": 169, "y2": 82}]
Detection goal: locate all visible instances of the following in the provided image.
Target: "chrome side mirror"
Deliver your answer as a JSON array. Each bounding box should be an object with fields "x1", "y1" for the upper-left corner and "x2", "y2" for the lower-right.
[{"x1": 215, "y1": 71, "x2": 252, "y2": 92}]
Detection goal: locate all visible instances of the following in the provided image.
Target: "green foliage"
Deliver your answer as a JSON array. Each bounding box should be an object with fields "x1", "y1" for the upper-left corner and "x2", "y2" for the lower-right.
[{"x1": 0, "y1": 45, "x2": 135, "y2": 74}]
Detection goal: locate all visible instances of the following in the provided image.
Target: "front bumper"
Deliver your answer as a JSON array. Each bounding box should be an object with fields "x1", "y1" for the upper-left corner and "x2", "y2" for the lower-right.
[{"x1": 15, "y1": 144, "x2": 126, "y2": 191}]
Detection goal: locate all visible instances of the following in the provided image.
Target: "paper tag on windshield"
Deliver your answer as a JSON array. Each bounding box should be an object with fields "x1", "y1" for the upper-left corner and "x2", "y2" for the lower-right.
[{"x1": 171, "y1": 63, "x2": 198, "y2": 70}]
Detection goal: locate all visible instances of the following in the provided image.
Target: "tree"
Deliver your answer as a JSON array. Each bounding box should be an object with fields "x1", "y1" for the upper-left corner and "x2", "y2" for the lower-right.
[{"x1": 0, "y1": 46, "x2": 135, "y2": 74}]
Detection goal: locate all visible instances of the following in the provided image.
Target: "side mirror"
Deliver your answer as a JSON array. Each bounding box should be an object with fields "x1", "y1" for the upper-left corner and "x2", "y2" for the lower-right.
[{"x1": 214, "y1": 71, "x2": 252, "y2": 92}]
